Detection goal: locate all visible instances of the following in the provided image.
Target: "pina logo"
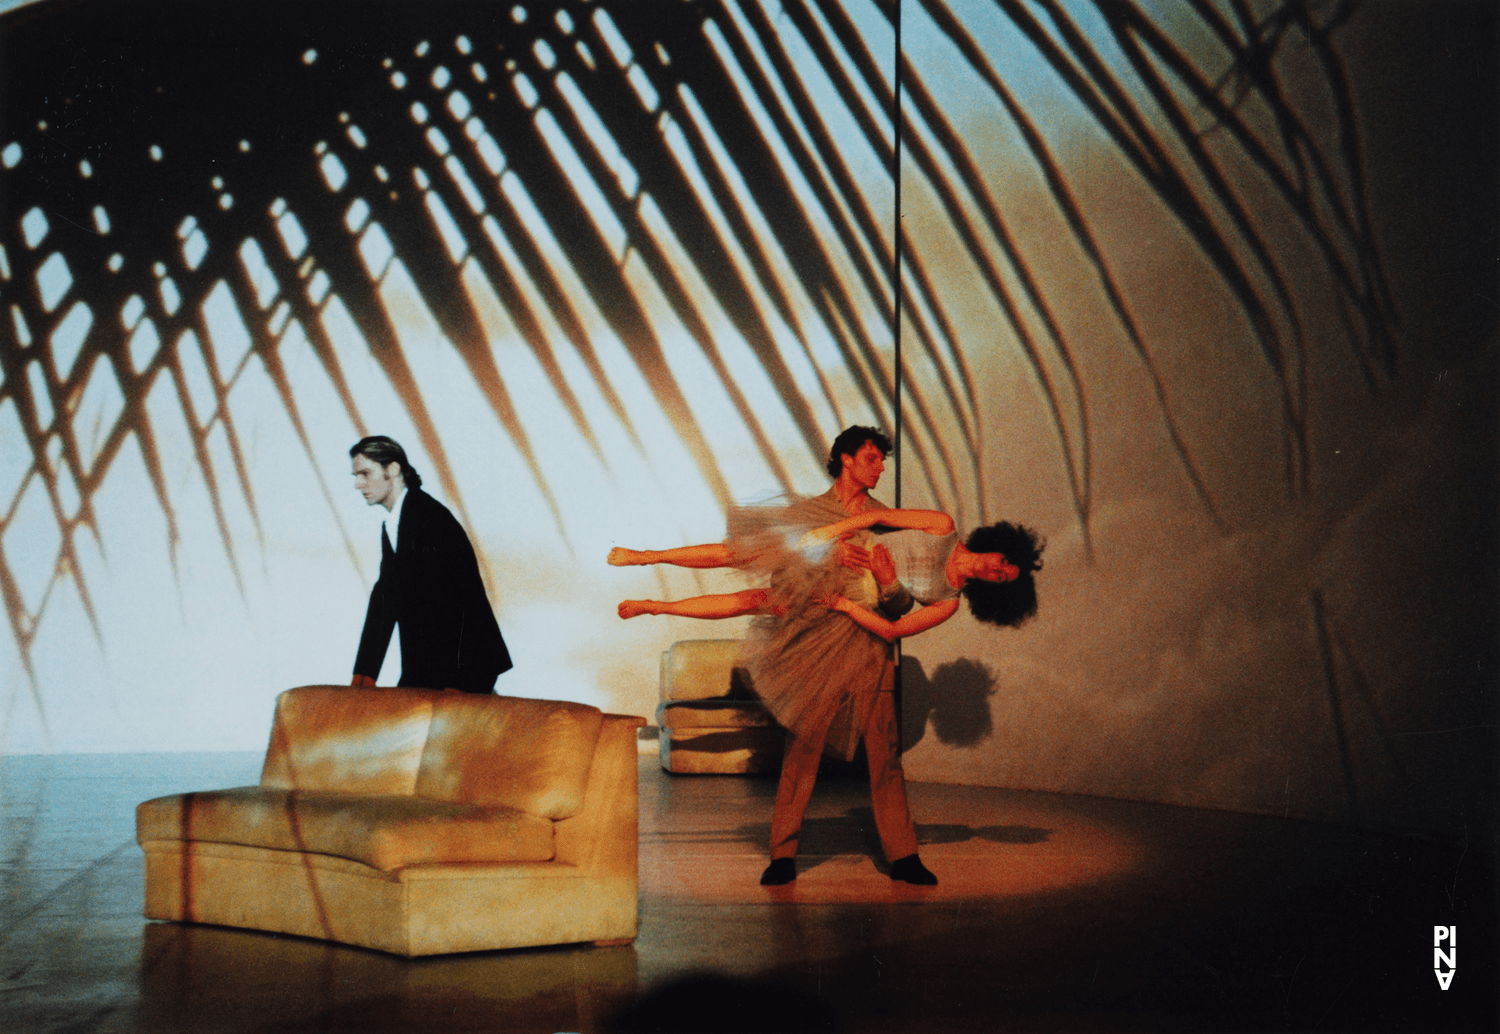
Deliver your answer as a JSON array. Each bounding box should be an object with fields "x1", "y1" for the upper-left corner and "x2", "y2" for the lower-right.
[{"x1": 1433, "y1": 926, "x2": 1456, "y2": 990}]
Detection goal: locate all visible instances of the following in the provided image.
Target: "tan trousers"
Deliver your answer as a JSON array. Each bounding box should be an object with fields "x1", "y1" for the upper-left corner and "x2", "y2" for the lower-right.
[{"x1": 768, "y1": 683, "x2": 918, "y2": 862}]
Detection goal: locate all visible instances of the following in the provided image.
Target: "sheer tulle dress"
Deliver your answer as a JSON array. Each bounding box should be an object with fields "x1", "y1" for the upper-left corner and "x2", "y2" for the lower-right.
[{"x1": 726, "y1": 492, "x2": 901, "y2": 762}]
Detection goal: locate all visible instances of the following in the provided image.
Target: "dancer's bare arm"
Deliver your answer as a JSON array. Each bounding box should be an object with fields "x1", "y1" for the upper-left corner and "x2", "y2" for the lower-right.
[
  {"x1": 871, "y1": 542, "x2": 914, "y2": 618},
  {"x1": 826, "y1": 596, "x2": 960, "y2": 641},
  {"x1": 608, "y1": 543, "x2": 733, "y2": 568},
  {"x1": 834, "y1": 540, "x2": 913, "y2": 617},
  {"x1": 806, "y1": 508, "x2": 954, "y2": 546}
]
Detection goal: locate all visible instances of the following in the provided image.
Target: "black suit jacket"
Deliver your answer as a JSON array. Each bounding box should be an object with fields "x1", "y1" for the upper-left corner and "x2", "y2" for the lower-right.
[{"x1": 353, "y1": 487, "x2": 512, "y2": 693}]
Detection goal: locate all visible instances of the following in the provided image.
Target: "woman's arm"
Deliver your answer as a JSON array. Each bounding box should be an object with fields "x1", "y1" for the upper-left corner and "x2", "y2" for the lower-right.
[
  {"x1": 828, "y1": 596, "x2": 960, "y2": 641},
  {"x1": 807, "y1": 507, "x2": 954, "y2": 545}
]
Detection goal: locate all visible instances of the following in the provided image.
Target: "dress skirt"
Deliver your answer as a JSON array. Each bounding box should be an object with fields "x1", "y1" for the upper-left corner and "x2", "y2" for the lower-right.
[{"x1": 726, "y1": 494, "x2": 896, "y2": 762}]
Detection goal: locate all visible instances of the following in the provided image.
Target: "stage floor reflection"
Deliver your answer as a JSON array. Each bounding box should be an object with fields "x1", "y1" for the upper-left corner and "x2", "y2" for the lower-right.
[{"x1": 1, "y1": 751, "x2": 1491, "y2": 1033}]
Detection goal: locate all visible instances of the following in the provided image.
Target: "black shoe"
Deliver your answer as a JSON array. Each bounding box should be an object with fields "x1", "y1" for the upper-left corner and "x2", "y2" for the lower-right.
[
  {"x1": 889, "y1": 854, "x2": 937, "y2": 885},
  {"x1": 760, "y1": 858, "x2": 797, "y2": 885}
]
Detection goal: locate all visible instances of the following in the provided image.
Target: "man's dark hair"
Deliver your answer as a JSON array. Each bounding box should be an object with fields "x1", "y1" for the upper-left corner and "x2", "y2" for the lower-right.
[
  {"x1": 961, "y1": 521, "x2": 1044, "y2": 628},
  {"x1": 826, "y1": 425, "x2": 893, "y2": 479},
  {"x1": 349, "y1": 435, "x2": 423, "y2": 490}
]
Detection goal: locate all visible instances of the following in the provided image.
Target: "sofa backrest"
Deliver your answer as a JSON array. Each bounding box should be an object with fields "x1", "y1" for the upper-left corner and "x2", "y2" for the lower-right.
[
  {"x1": 413, "y1": 694, "x2": 604, "y2": 820},
  {"x1": 261, "y1": 686, "x2": 434, "y2": 796},
  {"x1": 660, "y1": 639, "x2": 750, "y2": 701},
  {"x1": 260, "y1": 687, "x2": 608, "y2": 821}
]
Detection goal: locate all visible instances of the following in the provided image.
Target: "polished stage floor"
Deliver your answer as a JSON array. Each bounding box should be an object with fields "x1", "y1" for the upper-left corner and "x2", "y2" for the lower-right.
[{"x1": 1, "y1": 751, "x2": 1493, "y2": 1033}]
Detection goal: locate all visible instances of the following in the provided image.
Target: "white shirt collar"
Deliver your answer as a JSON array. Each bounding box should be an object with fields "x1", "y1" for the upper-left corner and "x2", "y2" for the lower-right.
[{"x1": 384, "y1": 485, "x2": 408, "y2": 550}]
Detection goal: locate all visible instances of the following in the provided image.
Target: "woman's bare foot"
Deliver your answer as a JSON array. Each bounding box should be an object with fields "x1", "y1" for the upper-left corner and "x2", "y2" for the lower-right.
[
  {"x1": 608, "y1": 547, "x2": 651, "y2": 566},
  {"x1": 617, "y1": 600, "x2": 656, "y2": 619}
]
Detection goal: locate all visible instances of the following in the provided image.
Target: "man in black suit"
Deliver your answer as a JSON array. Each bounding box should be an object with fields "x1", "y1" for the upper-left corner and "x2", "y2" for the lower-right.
[{"x1": 349, "y1": 436, "x2": 511, "y2": 693}]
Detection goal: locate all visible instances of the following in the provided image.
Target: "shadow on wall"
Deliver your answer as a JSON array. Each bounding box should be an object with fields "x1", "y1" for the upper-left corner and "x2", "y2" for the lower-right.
[{"x1": 901, "y1": 655, "x2": 996, "y2": 751}]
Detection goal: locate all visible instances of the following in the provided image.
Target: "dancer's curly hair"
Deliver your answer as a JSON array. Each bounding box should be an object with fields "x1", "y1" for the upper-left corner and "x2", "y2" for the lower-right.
[
  {"x1": 825, "y1": 425, "x2": 893, "y2": 478},
  {"x1": 961, "y1": 521, "x2": 1044, "y2": 627}
]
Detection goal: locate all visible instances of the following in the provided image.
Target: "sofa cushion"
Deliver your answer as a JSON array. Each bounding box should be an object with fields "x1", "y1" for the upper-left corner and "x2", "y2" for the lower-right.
[
  {"x1": 261, "y1": 687, "x2": 434, "y2": 796},
  {"x1": 656, "y1": 699, "x2": 778, "y2": 730},
  {"x1": 414, "y1": 695, "x2": 603, "y2": 819},
  {"x1": 661, "y1": 640, "x2": 751, "y2": 701},
  {"x1": 137, "y1": 787, "x2": 555, "y2": 872}
]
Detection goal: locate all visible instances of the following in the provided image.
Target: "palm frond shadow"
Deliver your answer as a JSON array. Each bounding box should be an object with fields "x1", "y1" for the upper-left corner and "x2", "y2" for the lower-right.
[{"x1": 0, "y1": 0, "x2": 1391, "y2": 718}]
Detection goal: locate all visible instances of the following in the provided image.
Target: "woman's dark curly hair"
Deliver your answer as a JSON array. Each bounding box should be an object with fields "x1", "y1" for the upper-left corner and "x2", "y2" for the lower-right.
[{"x1": 961, "y1": 521, "x2": 1045, "y2": 628}]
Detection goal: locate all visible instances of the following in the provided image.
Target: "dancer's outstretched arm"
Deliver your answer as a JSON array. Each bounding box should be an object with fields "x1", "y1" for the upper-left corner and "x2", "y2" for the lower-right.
[
  {"x1": 619, "y1": 588, "x2": 778, "y2": 620},
  {"x1": 826, "y1": 596, "x2": 959, "y2": 641},
  {"x1": 805, "y1": 508, "x2": 953, "y2": 547},
  {"x1": 609, "y1": 543, "x2": 733, "y2": 569}
]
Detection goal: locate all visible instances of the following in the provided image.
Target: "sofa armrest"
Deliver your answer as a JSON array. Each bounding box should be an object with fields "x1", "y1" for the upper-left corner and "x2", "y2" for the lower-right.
[
  {"x1": 552, "y1": 714, "x2": 646, "y2": 874},
  {"x1": 661, "y1": 639, "x2": 744, "y2": 702}
]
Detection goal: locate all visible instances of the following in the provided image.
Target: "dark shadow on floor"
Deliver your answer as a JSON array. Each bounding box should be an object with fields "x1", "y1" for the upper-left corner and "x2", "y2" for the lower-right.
[
  {"x1": 732, "y1": 807, "x2": 1052, "y2": 873},
  {"x1": 740, "y1": 822, "x2": 1498, "y2": 1033}
]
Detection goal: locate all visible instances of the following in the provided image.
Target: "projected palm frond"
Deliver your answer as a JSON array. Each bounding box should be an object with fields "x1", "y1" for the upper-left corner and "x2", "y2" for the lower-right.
[{"x1": 0, "y1": 0, "x2": 1387, "y2": 706}]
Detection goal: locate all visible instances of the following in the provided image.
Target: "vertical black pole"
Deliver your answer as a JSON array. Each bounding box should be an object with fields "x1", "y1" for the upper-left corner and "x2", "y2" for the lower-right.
[
  {"x1": 892, "y1": 0, "x2": 905, "y2": 736},
  {"x1": 892, "y1": 0, "x2": 903, "y2": 508}
]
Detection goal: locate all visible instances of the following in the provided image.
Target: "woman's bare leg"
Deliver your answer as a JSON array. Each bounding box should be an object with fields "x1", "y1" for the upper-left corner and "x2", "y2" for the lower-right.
[
  {"x1": 608, "y1": 543, "x2": 733, "y2": 569},
  {"x1": 618, "y1": 588, "x2": 774, "y2": 620}
]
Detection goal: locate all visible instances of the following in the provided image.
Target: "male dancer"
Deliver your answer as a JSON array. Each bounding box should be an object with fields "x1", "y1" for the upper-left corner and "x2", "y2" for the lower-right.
[
  {"x1": 609, "y1": 426, "x2": 936, "y2": 884},
  {"x1": 752, "y1": 426, "x2": 937, "y2": 886}
]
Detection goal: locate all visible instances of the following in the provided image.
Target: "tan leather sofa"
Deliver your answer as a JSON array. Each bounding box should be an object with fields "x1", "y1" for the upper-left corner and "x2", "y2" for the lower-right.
[
  {"x1": 655, "y1": 639, "x2": 784, "y2": 774},
  {"x1": 136, "y1": 686, "x2": 646, "y2": 957}
]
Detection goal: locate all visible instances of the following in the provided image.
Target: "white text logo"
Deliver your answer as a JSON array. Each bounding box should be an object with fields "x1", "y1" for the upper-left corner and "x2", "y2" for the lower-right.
[{"x1": 1433, "y1": 926, "x2": 1456, "y2": 990}]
